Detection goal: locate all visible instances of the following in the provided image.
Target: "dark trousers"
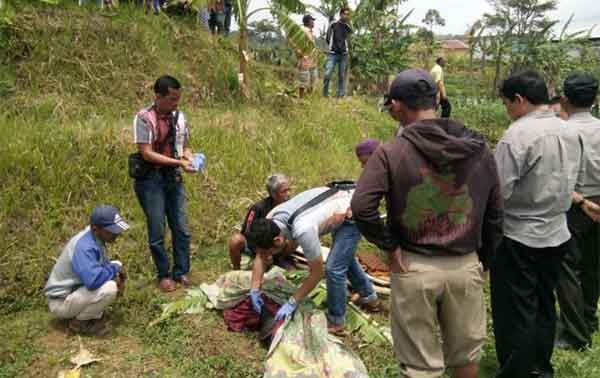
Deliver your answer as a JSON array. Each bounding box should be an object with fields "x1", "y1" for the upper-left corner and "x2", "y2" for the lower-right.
[
  {"x1": 440, "y1": 97, "x2": 452, "y2": 118},
  {"x1": 491, "y1": 237, "x2": 569, "y2": 378},
  {"x1": 556, "y1": 206, "x2": 600, "y2": 348},
  {"x1": 134, "y1": 169, "x2": 191, "y2": 280}
]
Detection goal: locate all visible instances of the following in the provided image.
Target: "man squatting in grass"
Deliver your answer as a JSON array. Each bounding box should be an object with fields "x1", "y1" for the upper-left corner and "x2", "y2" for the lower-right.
[
  {"x1": 491, "y1": 70, "x2": 583, "y2": 378},
  {"x1": 44, "y1": 205, "x2": 129, "y2": 335},
  {"x1": 352, "y1": 68, "x2": 504, "y2": 378},
  {"x1": 133, "y1": 75, "x2": 198, "y2": 293},
  {"x1": 555, "y1": 73, "x2": 600, "y2": 351},
  {"x1": 228, "y1": 174, "x2": 292, "y2": 270},
  {"x1": 245, "y1": 184, "x2": 380, "y2": 334}
]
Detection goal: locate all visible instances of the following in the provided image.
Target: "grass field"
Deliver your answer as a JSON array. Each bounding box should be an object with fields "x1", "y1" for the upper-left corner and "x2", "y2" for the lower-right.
[{"x1": 2, "y1": 4, "x2": 600, "y2": 378}]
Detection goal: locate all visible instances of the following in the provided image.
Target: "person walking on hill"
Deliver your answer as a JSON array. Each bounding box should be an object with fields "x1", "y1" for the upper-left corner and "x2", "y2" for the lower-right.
[
  {"x1": 491, "y1": 70, "x2": 580, "y2": 378},
  {"x1": 352, "y1": 68, "x2": 503, "y2": 378},
  {"x1": 323, "y1": 7, "x2": 353, "y2": 98},
  {"x1": 44, "y1": 205, "x2": 129, "y2": 335},
  {"x1": 133, "y1": 75, "x2": 199, "y2": 293},
  {"x1": 431, "y1": 57, "x2": 451, "y2": 118},
  {"x1": 555, "y1": 73, "x2": 600, "y2": 351},
  {"x1": 228, "y1": 174, "x2": 291, "y2": 270},
  {"x1": 296, "y1": 14, "x2": 319, "y2": 98}
]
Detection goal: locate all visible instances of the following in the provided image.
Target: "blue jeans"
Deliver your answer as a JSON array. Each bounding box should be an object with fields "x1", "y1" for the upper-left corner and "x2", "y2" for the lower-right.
[
  {"x1": 134, "y1": 169, "x2": 191, "y2": 280},
  {"x1": 326, "y1": 221, "x2": 377, "y2": 326},
  {"x1": 323, "y1": 53, "x2": 348, "y2": 97}
]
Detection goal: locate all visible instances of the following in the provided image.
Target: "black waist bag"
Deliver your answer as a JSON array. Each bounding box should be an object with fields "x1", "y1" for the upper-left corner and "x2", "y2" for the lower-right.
[{"x1": 128, "y1": 152, "x2": 152, "y2": 179}]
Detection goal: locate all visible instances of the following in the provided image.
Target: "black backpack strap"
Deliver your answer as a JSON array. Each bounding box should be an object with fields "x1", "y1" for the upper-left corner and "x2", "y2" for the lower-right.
[
  {"x1": 170, "y1": 111, "x2": 180, "y2": 158},
  {"x1": 327, "y1": 180, "x2": 356, "y2": 191},
  {"x1": 287, "y1": 187, "x2": 340, "y2": 230}
]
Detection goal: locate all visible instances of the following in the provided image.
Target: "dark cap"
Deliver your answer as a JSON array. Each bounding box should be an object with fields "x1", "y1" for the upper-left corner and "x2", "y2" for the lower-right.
[
  {"x1": 302, "y1": 14, "x2": 316, "y2": 25},
  {"x1": 383, "y1": 68, "x2": 437, "y2": 106},
  {"x1": 564, "y1": 73, "x2": 599, "y2": 99},
  {"x1": 90, "y1": 205, "x2": 130, "y2": 235}
]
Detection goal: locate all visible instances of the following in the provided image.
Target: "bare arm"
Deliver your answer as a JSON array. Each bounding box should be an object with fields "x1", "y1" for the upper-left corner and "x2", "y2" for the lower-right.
[
  {"x1": 250, "y1": 251, "x2": 267, "y2": 290},
  {"x1": 138, "y1": 144, "x2": 186, "y2": 167},
  {"x1": 293, "y1": 256, "x2": 324, "y2": 301}
]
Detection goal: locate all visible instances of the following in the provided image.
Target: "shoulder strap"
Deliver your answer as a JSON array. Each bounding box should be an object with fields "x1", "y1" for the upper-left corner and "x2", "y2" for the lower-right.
[{"x1": 287, "y1": 188, "x2": 339, "y2": 230}]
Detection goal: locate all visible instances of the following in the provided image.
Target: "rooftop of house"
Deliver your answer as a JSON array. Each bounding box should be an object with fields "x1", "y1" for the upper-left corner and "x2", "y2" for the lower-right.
[{"x1": 441, "y1": 39, "x2": 469, "y2": 50}]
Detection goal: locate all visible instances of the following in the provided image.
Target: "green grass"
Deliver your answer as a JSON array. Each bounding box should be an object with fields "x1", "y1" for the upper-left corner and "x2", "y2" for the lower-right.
[{"x1": 2, "y1": 3, "x2": 600, "y2": 378}]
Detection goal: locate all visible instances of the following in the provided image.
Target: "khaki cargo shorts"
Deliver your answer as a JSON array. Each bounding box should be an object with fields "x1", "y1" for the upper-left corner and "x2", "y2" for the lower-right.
[
  {"x1": 298, "y1": 67, "x2": 318, "y2": 89},
  {"x1": 390, "y1": 251, "x2": 486, "y2": 378}
]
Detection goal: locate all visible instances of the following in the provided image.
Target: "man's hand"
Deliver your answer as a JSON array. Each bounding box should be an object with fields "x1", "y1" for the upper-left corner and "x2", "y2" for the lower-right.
[
  {"x1": 389, "y1": 246, "x2": 408, "y2": 274},
  {"x1": 274, "y1": 299, "x2": 297, "y2": 321},
  {"x1": 250, "y1": 288, "x2": 264, "y2": 314},
  {"x1": 180, "y1": 159, "x2": 197, "y2": 173},
  {"x1": 582, "y1": 200, "x2": 600, "y2": 222}
]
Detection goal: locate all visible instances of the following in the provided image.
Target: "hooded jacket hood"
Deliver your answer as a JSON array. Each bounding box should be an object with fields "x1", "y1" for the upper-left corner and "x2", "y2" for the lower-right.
[{"x1": 402, "y1": 119, "x2": 486, "y2": 173}]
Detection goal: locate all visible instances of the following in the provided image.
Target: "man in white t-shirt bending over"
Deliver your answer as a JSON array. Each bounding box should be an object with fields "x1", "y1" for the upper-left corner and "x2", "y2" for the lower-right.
[{"x1": 245, "y1": 184, "x2": 379, "y2": 334}]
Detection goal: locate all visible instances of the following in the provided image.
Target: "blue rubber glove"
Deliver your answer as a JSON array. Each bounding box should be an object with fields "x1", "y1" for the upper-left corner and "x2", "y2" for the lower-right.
[
  {"x1": 250, "y1": 288, "x2": 264, "y2": 314},
  {"x1": 275, "y1": 299, "x2": 297, "y2": 321},
  {"x1": 192, "y1": 153, "x2": 206, "y2": 171}
]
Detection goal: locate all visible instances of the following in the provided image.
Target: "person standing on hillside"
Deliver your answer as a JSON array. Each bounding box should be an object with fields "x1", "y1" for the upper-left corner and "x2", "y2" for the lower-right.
[
  {"x1": 44, "y1": 205, "x2": 129, "y2": 335},
  {"x1": 351, "y1": 69, "x2": 503, "y2": 378},
  {"x1": 555, "y1": 73, "x2": 600, "y2": 351},
  {"x1": 133, "y1": 75, "x2": 198, "y2": 293},
  {"x1": 228, "y1": 174, "x2": 291, "y2": 270},
  {"x1": 323, "y1": 7, "x2": 353, "y2": 98},
  {"x1": 296, "y1": 14, "x2": 318, "y2": 98},
  {"x1": 431, "y1": 57, "x2": 451, "y2": 118},
  {"x1": 491, "y1": 71, "x2": 580, "y2": 378}
]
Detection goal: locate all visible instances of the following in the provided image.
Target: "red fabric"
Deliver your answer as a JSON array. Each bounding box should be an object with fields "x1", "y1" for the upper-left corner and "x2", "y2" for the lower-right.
[
  {"x1": 153, "y1": 112, "x2": 174, "y2": 158},
  {"x1": 224, "y1": 296, "x2": 281, "y2": 332}
]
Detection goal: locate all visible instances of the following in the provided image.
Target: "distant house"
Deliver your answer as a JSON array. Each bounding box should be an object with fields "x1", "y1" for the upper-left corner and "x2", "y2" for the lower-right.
[{"x1": 440, "y1": 39, "x2": 469, "y2": 57}]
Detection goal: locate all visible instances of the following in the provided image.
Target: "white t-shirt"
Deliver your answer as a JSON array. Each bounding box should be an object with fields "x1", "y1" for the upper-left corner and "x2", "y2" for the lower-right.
[{"x1": 268, "y1": 187, "x2": 353, "y2": 261}]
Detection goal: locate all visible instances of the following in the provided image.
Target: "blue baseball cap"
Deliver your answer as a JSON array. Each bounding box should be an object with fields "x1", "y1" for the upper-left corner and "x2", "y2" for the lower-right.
[{"x1": 90, "y1": 205, "x2": 130, "y2": 235}]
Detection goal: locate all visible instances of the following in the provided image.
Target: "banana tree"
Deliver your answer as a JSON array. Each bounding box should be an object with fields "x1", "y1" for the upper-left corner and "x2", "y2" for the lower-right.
[{"x1": 235, "y1": 0, "x2": 306, "y2": 98}]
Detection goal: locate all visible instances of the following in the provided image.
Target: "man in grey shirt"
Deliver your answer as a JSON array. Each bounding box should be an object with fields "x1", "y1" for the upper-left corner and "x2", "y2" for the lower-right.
[
  {"x1": 555, "y1": 73, "x2": 600, "y2": 351},
  {"x1": 245, "y1": 185, "x2": 378, "y2": 333},
  {"x1": 491, "y1": 70, "x2": 579, "y2": 378}
]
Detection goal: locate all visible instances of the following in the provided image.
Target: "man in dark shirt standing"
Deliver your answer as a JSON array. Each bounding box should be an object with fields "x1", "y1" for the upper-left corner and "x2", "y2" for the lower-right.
[
  {"x1": 351, "y1": 69, "x2": 503, "y2": 378},
  {"x1": 323, "y1": 7, "x2": 352, "y2": 98},
  {"x1": 228, "y1": 174, "x2": 290, "y2": 269}
]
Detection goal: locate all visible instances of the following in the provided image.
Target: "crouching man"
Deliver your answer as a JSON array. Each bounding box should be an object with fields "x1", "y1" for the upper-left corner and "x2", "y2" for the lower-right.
[
  {"x1": 245, "y1": 184, "x2": 379, "y2": 334},
  {"x1": 43, "y1": 205, "x2": 129, "y2": 335}
]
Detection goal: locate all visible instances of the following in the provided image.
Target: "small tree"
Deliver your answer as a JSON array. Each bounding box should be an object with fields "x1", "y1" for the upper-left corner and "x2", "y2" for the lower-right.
[{"x1": 422, "y1": 8, "x2": 445, "y2": 34}]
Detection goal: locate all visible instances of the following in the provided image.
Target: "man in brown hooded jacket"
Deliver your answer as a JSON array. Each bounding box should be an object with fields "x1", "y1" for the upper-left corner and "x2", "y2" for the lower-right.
[{"x1": 351, "y1": 69, "x2": 504, "y2": 378}]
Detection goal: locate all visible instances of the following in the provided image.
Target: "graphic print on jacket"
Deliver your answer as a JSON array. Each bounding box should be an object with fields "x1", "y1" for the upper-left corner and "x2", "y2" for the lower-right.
[{"x1": 403, "y1": 168, "x2": 473, "y2": 245}]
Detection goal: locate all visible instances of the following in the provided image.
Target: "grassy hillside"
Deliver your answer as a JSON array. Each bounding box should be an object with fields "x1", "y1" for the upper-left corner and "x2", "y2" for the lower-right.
[{"x1": 2, "y1": 4, "x2": 599, "y2": 378}]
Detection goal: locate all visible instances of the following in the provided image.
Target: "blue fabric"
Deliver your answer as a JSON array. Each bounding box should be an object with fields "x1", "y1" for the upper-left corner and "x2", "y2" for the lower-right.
[
  {"x1": 326, "y1": 221, "x2": 376, "y2": 326},
  {"x1": 323, "y1": 53, "x2": 348, "y2": 98},
  {"x1": 134, "y1": 170, "x2": 191, "y2": 279},
  {"x1": 71, "y1": 230, "x2": 120, "y2": 290}
]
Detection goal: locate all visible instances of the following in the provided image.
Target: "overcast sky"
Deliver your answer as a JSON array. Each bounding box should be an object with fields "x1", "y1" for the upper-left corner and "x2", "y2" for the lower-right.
[{"x1": 249, "y1": 0, "x2": 600, "y2": 37}]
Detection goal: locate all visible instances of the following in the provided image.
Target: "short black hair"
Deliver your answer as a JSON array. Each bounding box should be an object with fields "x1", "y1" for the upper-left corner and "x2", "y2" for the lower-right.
[
  {"x1": 564, "y1": 72, "x2": 599, "y2": 108},
  {"x1": 154, "y1": 75, "x2": 181, "y2": 96},
  {"x1": 340, "y1": 7, "x2": 350, "y2": 15},
  {"x1": 436, "y1": 57, "x2": 444, "y2": 64},
  {"x1": 246, "y1": 219, "x2": 281, "y2": 249},
  {"x1": 548, "y1": 95, "x2": 561, "y2": 105},
  {"x1": 499, "y1": 70, "x2": 549, "y2": 105}
]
